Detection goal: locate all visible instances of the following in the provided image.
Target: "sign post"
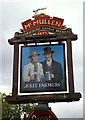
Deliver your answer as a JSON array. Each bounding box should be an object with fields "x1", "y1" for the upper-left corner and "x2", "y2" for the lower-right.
[
  {"x1": 67, "y1": 39, "x2": 75, "y2": 94},
  {"x1": 12, "y1": 43, "x2": 19, "y2": 97}
]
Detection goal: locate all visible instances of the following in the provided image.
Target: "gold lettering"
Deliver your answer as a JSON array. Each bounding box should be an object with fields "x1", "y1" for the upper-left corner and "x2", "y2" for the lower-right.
[
  {"x1": 44, "y1": 19, "x2": 47, "y2": 24},
  {"x1": 33, "y1": 20, "x2": 39, "y2": 26},
  {"x1": 58, "y1": 22, "x2": 61, "y2": 27},
  {"x1": 28, "y1": 23, "x2": 32, "y2": 28},
  {"x1": 31, "y1": 116, "x2": 52, "y2": 120},
  {"x1": 39, "y1": 20, "x2": 42, "y2": 24},
  {"x1": 37, "y1": 117, "x2": 39, "y2": 120},
  {"x1": 49, "y1": 115, "x2": 51, "y2": 120},
  {"x1": 48, "y1": 20, "x2": 51, "y2": 25},
  {"x1": 40, "y1": 32, "x2": 42, "y2": 35},
  {"x1": 42, "y1": 19, "x2": 44, "y2": 24},
  {"x1": 55, "y1": 21, "x2": 58, "y2": 26},
  {"x1": 31, "y1": 115, "x2": 36, "y2": 120},
  {"x1": 24, "y1": 22, "x2": 32, "y2": 29},
  {"x1": 40, "y1": 117, "x2": 44, "y2": 120},
  {"x1": 39, "y1": 19, "x2": 45, "y2": 24},
  {"x1": 24, "y1": 25, "x2": 28, "y2": 30},
  {"x1": 51, "y1": 20, "x2": 55, "y2": 26}
]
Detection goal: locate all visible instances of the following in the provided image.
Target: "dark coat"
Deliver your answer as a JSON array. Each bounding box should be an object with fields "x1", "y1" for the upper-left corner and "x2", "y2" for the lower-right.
[{"x1": 41, "y1": 59, "x2": 63, "y2": 82}]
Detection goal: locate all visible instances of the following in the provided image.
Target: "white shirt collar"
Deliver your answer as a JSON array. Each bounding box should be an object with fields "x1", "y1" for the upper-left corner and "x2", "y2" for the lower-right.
[{"x1": 46, "y1": 59, "x2": 52, "y2": 67}]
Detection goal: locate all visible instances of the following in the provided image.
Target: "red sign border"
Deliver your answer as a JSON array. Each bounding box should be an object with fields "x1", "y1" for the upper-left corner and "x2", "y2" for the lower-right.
[
  {"x1": 27, "y1": 109, "x2": 58, "y2": 120},
  {"x1": 22, "y1": 16, "x2": 64, "y2": 33}
]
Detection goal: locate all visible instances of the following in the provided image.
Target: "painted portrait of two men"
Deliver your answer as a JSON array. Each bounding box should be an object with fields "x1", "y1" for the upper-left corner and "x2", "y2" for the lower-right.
[{"x1": 20, "y1": 44, "x2": 67, "y2": 93}]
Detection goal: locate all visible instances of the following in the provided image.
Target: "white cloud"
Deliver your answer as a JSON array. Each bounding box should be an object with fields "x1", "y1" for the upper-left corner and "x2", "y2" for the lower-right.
[{"x1": 49, "y1": 98, "x2": 83, "y2": 118}]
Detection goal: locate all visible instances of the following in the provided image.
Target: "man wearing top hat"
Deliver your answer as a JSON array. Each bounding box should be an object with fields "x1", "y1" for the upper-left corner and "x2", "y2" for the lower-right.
[
  {"x1": 41, "y1": 47, "x2": 63, "y2": 82},
  {"x1": 23, "y1": 51, "x2": 44, "y2": 82}
]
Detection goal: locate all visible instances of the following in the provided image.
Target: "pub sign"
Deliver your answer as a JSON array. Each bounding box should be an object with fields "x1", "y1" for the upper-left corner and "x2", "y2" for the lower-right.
[
  {"x1": 20, "y1": 44, "x2": 67, "y2": 93},
  {"x1": 6, "y1": 8, "x2": 81, "y2": 104}
]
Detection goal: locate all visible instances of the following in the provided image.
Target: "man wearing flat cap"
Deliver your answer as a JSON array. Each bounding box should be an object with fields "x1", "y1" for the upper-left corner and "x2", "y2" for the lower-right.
[
  {"x1": 41, "y1": 47, "x2": 63, "y2": 82},
  {"x1": 23, "y1": 51, "x2": 44, "y2": 82}
]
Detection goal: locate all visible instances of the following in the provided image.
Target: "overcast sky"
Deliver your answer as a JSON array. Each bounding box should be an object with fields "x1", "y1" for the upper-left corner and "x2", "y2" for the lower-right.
[{"x1": 0, "y1": 0, "x2": 84, "y2": 119}]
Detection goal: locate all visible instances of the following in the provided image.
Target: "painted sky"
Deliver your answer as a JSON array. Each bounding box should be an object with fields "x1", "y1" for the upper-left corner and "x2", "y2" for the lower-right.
[
  {"x1": 21, "y1": 45, "x2": 64, "y2": 70},
  {"x1": 0, "y1": 0, "x2": 84, "y2": 118}
]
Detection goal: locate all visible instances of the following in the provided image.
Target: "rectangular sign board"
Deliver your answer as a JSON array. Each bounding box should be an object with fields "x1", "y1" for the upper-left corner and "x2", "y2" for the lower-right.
[
  {"x1": 21, "y1": 16, "x2": 64, "y2": 32},
  {"x1": 20, "y1": 44, "x2": 67, "y2": 93}
]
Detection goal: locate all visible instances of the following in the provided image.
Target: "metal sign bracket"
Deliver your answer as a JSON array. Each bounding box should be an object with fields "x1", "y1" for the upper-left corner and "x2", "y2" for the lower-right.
[{"x1": 34, "y1": 103, "x2": 49, "y2": 112}]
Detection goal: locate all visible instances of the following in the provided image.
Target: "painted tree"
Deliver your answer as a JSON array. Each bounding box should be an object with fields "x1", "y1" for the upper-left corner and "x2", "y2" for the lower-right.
[{"x1": 1, "y1": 93, "x2": 35, "y2": 120}]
